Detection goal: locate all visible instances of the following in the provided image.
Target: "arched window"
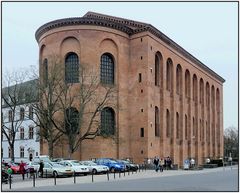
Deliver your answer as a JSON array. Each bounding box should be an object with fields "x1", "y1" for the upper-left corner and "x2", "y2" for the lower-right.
[
  {"x1": 176, "y1": 64, "x2": 182, "y2": 95},
  {"x1": 166, "y1": 58, "x2": 173, "y2": 91},
  {"x1": 166, "y1": 109, "x2": 170, "y2": 137},
  {"x1": 206, "y1": 82, "x2": 210, "y2": 109},
  {"x1": 29, "y1": 126, "x2": 34, "y2": 139},
  {"x1": 100, "y1": 53, "x2": 114, "y2": 85},
  {"x1": 65, "y1": 52, "x2": 79, "y2": 83},
  {"x1": 20, "y1": 108, "x2": 25, "y2": 120},
  {"x1": 20, "y1": 127, "x2": 24, "y2": 140},
  {"x1": 192, "y1": 117, "x2": 195, "y2": 137},
  {"x1": 155, "y1": 54, "x2": 161, "y2": 86},
  {"x1": 65, "y1": 107, "x2": 79, "y2": 134},
  {"x1": 43, "y1": 58, "x2": 48, "y2": 86},
  {"x1": 193, "y1": 74, "x2": 198, "y2": 101},
  {"x1": 176, "y1": 112, "x2": 180, "y2": 139},
  {"x1": 155, "y1": 106, "x2": 160, "y2": 137},
  {"x1": 185, "y1": 70, "x2": 190, "y2": 97},
  {"x1": 185, "y1": 115, "x2": 188, "y2": 140},
  {"x1": 216, "y1": 88, "x2": 220, "y2": 145},
  {"x1": 200, "y1": 78, "x2": 204, "y2": 104},
  {"x1": 100, "y1": 107, "x2": 115, "y2": 136}
]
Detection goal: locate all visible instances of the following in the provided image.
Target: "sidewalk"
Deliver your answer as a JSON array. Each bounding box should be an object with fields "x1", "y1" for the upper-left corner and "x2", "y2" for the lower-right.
[{"x1": 2, "y1": 165, "x2": 237, "y2": 191}]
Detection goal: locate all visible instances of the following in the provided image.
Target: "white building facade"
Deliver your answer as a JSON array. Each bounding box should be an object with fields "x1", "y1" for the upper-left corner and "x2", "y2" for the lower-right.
[{"x1": 1, "y1": 80, "x2": 40, "y2": 163}]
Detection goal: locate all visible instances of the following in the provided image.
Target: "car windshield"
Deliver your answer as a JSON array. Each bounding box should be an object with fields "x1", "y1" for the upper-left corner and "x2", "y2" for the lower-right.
[
  {"x1": 87, "y1": 162, "x2": 97, "y2": 166},
  {"x1": 71, "y1": 161, "x2": 81, "y2": 166},
  {"x1": 109, "y1": 160, "x2": 118, "y2": 164},
  {"x1": 52, "y1": 163, "x2": 64, "y2": 168}
]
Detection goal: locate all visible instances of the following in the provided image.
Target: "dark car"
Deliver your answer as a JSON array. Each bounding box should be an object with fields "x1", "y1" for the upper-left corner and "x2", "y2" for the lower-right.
[
  {"x1": 117, "y1": 159, "x2": 139, "y2": 171},
  {"x1": 95, "y1": 158, "x2": 125, "y2": 173}
]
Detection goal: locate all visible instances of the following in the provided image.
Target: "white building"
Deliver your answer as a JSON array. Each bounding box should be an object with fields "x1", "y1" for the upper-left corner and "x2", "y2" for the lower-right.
[{"x1": 1, "y1": 79, "x2": 40, "y2": 163}]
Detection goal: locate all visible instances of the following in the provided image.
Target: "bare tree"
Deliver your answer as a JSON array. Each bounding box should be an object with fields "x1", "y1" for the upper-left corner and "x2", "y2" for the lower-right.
[
  {"x1": 52, "y1": 66, "x2": 117, "y2": 158},
  {"x1": 224, "y1": 126, "x2": 238, "y2": 158},
  {"x1": 29, "y1": 57, "x2": 64, "y2": 158},
  {"x1": 1, "y1": 70, "x2": 36, "y2": 162}
]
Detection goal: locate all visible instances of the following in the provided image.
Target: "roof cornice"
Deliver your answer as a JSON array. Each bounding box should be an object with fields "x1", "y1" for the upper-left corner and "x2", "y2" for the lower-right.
[{"x1": 35, "y1": 12, "x2": 225, "y2": 83}]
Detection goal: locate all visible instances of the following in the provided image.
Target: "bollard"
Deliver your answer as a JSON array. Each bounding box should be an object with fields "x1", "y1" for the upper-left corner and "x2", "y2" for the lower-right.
[
  {"x1": 119, "y1": 171, "x2": 121, "y2": 178},
  {"x1": 36, "y1": 171, "x2": 38, "y2": 179},
  {"x1": 54, "y1": 174, "x2": 56, "y2": 185},
  {"x1": 92, "y1": 171, "x2": 94, "y2": 182},
  {"x1": 26, "y1": 172, "x2": 28, "y2": 178},
  {"x1": 142, "y1": 164, "x2": 144, "y2": 172},
  {"x1": 107, "y1": 171, "x2": 109, "y2": 181},
  {"x1": 114, "y1": 170, "x2": 116, "y2": 179},
  {"x1": 132, "y1": 170, "x2": 133, "y2": 174},
  {"x1": 139, "y1": 165, "x2": 141, "y2": 173},
  {"x1": 46, "y1": 169, "x2": 47, "y2": 178},
  {"x1": 145, "y1": 164, "x2": 146, "y2": 171},
  {"x1": 124, "y1": 169, "x2": 125, "y2": 177},
  {"x1": 128, "y1": 169, "x2": 130, "y2": 175},
  {"x1": 9, "y1": 175, "x2": 12, "y2": 190},
  {"x1": 33, "y1": 173, "x2": 35, "y2": 187},
  {"x1": 74, "y1": 171, "x2": 76, "y2": 184}
]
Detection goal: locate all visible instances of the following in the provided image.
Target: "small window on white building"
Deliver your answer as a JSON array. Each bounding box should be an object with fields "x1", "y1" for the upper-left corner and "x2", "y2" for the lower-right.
[
  {"x1": 20, "y1": 147, "x2": 24, "y2": 158},
  {"x1": 29, "y1": 126, "x2": 34, "y2": 139},
  {"x1": 20, "y1": 127, "x2": 24, "y2": 140}
]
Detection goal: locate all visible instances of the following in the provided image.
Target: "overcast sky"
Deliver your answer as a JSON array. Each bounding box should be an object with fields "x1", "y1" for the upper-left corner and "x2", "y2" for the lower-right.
[{"x1": 2, "y1": 2, "x2": 238, "y2": 129}]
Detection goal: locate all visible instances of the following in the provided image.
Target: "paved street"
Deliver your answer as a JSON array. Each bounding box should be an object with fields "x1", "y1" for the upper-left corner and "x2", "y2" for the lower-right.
[{"x1": 2, "y1": 166, "x2": 238, "y2": 192}]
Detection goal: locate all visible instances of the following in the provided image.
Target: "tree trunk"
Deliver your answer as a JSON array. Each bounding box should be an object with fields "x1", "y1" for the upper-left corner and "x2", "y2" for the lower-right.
[
  {"x1": 48, "y1": 140, "x2": 54, "y2": 159},
  {"x1": 10, "y1": 143, "x2": 15, "y2": 162}
]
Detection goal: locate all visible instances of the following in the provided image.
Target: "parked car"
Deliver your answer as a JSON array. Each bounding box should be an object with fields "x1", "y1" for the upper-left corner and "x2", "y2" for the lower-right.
[
  {"x1": 80, "y1": 160, "x2": 109, "y2": 174},
  {"x1": 6, "y1": 162, "x2": 20, "y2": 174},
  {"x1": 42, "y1": 162, "x2": 74, "y2": 177},
  {"x1": 26, "y1": 161, "x2": 40, "y2": 172},
  {"x1": 59, "y1": 160, "x2": 89, "y2": 175},
  {"x1": 116, "y1": 159, "x2": 139, "y2": 171},
  {"x1": 95, "y1": 158, "x2": 125, "y2": 172}
]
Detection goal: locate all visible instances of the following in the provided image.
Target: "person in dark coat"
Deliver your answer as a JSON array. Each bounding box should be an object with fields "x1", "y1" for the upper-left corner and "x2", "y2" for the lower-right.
[
  {"x1": 39, "y1": 160, "x2": 44, "y2": 177},
  {"x1": 19, "y1": 160, "x2": 25, "y2": 180}
]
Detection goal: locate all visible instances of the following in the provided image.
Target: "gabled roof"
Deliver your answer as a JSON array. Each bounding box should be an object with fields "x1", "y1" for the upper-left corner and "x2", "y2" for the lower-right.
[{"x1": 35, "y1": 11, "x2": 225, "y2": 83}]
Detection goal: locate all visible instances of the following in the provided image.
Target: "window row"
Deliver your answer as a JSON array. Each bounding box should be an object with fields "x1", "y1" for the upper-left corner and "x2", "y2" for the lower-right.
[
  {"x1": 64, "y1": 107, "x2": 115, "y2": 136},
  {"x1": 42, "y1": 52, "x2": 115, "y2": 85},
  {"x1": 6, "y1": 106, "x2": 33, "y2": 122},
  {"x1": 153, "y1": 52, "x2": 220, "y2": 103},
  {"x1": 7, "y1": 126, "x2": 34, "y2": 141},
  {"x1": 150, "y1": 107, "x2": 220, "y2": 142}
]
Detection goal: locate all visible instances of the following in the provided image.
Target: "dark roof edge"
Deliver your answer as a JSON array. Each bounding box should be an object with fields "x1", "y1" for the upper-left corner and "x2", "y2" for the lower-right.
[{"x1": 35, "y1": 13, "x2": 225, "y2": 83}]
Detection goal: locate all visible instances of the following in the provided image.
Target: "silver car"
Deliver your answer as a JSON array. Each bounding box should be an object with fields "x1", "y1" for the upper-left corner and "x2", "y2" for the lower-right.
[
  {"x1": 42, "y1": 162, "x2": 74, "y2": 177},
  {"x1": 80, "y1": 160, "x2": 109, "y2": 174},
  {"x1": 59, "y1": 160, "x2": 89, "y2": 175}
]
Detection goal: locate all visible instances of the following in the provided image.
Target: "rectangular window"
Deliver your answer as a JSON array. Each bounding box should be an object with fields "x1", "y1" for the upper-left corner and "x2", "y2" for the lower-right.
[
  {"x1": 138, "y1": 73, "x2": 142, "y2": 83},
  {"x1": 20, "y1": 147, "x2": 24, "y2": 158},
  {"x1": 29, "y1": 127, "x2": 34, "y2": 139},
  {"x1": 140, "y1": 128, "x2": 144, "y2": 137}
]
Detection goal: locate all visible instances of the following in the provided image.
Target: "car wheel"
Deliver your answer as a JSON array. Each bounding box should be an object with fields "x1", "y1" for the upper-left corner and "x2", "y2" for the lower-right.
[
  {"x1": 110, "y1": 167, "x2": 115, "y2": 173},
  {"x1": 53, "y1": 171, "x2": 58, "y2": 177},
  {"x1": 92, "y1": 169, "x2": 97, "y2": 174}
]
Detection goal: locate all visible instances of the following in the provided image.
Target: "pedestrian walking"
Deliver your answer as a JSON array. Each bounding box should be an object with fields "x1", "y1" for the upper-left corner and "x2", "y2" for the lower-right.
[
  {"x1": 153, "y1": 156, "x2": 159, "y2": 172},
  {"x1": 39, "y1": 160, "x2": 44, "y2": 177},
  {"x1": 19, "y1": 160, "x2": 25, "y2": 180},
  {"x1": 159, "y1": 158, "x2": 164, "y2": 172}
]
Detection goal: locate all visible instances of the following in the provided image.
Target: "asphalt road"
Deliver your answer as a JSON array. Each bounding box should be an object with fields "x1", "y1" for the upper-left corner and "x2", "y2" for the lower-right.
[{"x1": 7, "y1": 168, "x2": 238, "y2": 192}]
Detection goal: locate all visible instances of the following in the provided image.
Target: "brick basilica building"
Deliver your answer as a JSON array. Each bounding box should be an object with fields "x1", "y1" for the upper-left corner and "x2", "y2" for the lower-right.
[{"x1": 35, "y1": 12, "x2": 224, "y2": 166}]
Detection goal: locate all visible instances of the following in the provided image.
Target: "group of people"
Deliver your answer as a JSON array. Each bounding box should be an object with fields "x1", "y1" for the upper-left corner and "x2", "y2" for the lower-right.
[
  {"x1": 153, "y1": 156, "x2": 173, "y2": 172},
  {"x1": 4, "y1": 160, "x2": 45, "y2": 180}
]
